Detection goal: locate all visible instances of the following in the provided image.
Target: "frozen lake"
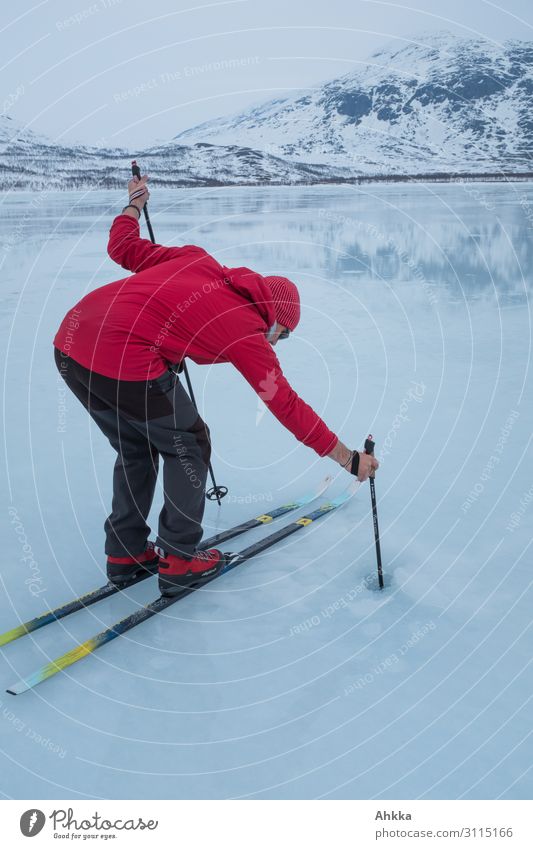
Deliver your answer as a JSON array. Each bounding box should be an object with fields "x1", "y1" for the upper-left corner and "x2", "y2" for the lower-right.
[{"x1": 0, "y1": 183, "x2": 531, "y2": 799}]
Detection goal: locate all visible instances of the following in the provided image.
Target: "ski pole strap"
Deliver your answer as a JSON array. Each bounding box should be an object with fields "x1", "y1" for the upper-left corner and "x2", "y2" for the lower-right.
[
  {"x1": 349, "y1": 451, "x2": 360, "y2": 476},
  {"x1": 129, "y1": 188, "x2": 146, "y2": 203}
]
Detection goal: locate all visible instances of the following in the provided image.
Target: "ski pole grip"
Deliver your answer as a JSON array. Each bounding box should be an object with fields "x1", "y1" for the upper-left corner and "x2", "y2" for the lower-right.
[
  {"x1": 364, "y1": 434, "x2": 375, "y2": 455},
  {"x1": 131, "y1": 160, "x2": 141, "y2": 180}
]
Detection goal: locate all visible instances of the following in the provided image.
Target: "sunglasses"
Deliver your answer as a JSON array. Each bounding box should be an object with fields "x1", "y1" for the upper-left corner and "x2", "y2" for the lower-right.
[{"x1": 278, "y1": 328, "x2": 291, "y2": 340}]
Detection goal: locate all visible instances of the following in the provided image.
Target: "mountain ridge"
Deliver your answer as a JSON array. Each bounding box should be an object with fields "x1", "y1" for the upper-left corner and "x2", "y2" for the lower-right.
[
  {"x1": 1, "y1": 32, "x2": 532, "y2": 189},
  {"x1": 173, "y1": 31, "x2": 533, "y2": 174}
]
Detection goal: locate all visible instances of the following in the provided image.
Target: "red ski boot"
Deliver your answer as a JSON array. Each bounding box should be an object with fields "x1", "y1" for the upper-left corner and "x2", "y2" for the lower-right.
[
  {"x1": 158, "y1": 548, "x2": 225, "y2": 597},
  {"x1": 106, "y1": 541, "x2": 160, "y2": 586}
]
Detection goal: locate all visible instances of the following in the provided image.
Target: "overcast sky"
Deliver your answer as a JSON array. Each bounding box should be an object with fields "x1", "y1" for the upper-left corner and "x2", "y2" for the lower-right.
[{"x1": 2, "y1": 0, "x2": 532, "y2": 148}]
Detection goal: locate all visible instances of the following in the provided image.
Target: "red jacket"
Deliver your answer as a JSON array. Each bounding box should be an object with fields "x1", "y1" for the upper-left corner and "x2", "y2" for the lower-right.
[{"x1": 54, "y1": 214, "x2": 338, "y2": 456}]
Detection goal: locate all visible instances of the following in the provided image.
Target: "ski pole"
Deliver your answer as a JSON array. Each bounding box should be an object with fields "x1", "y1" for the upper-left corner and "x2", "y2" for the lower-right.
[
  {"x1": 180, "y1": 362, "x2": 228, "y2": 503},
  {"x1": 364, "y1": 434, "x2": 384, "y2": 589},
  {"x1": 130, "y1": 160, "x2": 228, "y2": 505}
]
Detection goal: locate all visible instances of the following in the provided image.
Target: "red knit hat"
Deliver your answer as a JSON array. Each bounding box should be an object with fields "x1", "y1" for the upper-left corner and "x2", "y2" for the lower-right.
[{"x1": 264, "y1": 276, "x2": 301, "y2": 331}]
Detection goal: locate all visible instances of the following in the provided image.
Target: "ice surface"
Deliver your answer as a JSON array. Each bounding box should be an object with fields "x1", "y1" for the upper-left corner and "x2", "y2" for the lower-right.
[{"x1": 0, "y1": 184, "x2": 531, "y2": 799}]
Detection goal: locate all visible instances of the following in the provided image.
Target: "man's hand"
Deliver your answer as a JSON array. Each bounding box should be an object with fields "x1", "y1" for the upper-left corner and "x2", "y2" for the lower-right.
[
  {"x1": 327, "y1": 440, "x2": 379, "y2": 482},
  {"x1": 127, "y1": 174, "x2": 149, "y2": 211},
  {"x1": 353, "y1": 451, "x2": 379, "y2": 482}
]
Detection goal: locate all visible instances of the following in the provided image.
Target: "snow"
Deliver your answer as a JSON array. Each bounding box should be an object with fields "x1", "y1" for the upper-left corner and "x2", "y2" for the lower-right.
[
  {"x1": 0, "y1": 184, "x2": 531, "y2": 800},
  {"x1": 3, "y1": 32, "x2": 533, "y2": 190},
  {"x1": 174, "y1": 32, "x2": 533, "y2": 175}
]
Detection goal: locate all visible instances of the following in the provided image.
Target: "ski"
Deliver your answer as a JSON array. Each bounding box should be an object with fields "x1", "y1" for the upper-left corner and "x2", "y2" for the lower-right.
[
  {"x1": 6, "y1": 480, "x2": 359, "y2": 695},
  {"x1": 0, "y1": 476, "x2": 332, "y2": 648}
]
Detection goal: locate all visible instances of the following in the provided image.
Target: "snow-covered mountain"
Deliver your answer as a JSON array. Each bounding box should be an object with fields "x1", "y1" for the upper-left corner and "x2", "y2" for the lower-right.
[
  {"x1": 0, "y1": 115, "x2": 129, "y2": 190},
  {"x1": 1, "y1": 32, "x2": 532, "y2": 189},
  {"x1": 0, "y1": 114, "x2": 345, "y2": 190},
  {"x1": 175, "y1": 31, "x2": 533, "y2": 174}
]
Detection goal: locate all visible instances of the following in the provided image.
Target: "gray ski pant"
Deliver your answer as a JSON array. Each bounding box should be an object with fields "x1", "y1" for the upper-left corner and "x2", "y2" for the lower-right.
[{"x1": 54, "y1": 348, "x2": 210, "y2": 558}]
